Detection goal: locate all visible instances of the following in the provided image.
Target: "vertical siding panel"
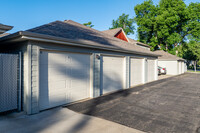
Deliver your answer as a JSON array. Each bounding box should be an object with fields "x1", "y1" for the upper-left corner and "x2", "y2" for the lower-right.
[
  {"x1": 155, "y1": 59, "x2": 158, "y2": 80},
  {"x1": 144, "y1": 58, "x2": 148, "y2": 83},
  {"x1": 93, "y1": 53, "x2": 101, "y2": 97},
  {"x1": 31, "y1": 44, "x2": 39, "y2": 114},
  {"x1": 125, "y1": 56, "x2": 130, "y2": 89}
]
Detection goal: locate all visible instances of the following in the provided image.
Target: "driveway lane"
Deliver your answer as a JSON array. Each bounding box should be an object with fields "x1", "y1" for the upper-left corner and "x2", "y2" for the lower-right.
[{"x1": 67, "y1": 73, "x2": 200, "y2": 133}]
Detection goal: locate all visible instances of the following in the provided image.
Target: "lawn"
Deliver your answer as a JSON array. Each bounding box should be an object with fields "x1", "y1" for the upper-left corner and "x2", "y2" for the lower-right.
[{"x1": 187, "y1": 70, "x2": 200, "y2": 73}]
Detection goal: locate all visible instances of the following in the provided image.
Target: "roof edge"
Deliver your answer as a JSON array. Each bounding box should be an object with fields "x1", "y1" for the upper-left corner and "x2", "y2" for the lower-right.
[
  {"x1": 136, "y1": 42, "x2": 151, "y2": 48},
  {"x1": 0, "y1": 31, "x2": 159, "y2": 57},
  {"x1": 0, "y1": 24, "x2": 13, "y2": 31}
]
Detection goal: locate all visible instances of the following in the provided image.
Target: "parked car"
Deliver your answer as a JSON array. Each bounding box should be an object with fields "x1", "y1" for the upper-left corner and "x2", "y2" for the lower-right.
[{"x1": 158, "y1": 66, "x2": 166, "y2": 75}]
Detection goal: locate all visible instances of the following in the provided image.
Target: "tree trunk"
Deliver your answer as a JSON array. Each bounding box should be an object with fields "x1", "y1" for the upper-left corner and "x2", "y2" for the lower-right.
[
  {"x1": 158, "y1": 44, "x2": 161, "y2": 49},
  {"x1": 174, "y1": 43, "x2": 178, "y2": 55},
  {"x1": 194, "y1": 60, "x2": 197, "y2": 72},
  {"x1": 123, "y1": 23, "x2": 126, "y2": 30},
  {"x1": 176, "y1": 50, "x2": 178, "y2": 55}
]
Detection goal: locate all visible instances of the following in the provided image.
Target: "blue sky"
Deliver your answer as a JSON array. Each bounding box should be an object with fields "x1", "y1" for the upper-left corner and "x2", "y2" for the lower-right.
[{"x1": 0, "y1": 0, "x2": 198, "y2": 40}]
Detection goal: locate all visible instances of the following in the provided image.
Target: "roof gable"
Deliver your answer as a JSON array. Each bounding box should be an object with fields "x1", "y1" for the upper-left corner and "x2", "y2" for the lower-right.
[
  {"x1": 102, "y1": 28, "x2": 150, "y2": 48},
  {"x1": 102, "y1": 28, "x2": 129, "y2": 42},
  {"x1": 114, "y1": 30, "x2": 129, "y2": 42}
]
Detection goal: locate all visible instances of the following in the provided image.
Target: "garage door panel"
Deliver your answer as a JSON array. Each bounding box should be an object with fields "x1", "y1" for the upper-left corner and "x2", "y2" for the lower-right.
[
  {"x1": 39, "y1": 94, "x2": 66, "y2": 109},
  {"x1": 181, "y1": 62, "x2": 184, "y2": 73},
  {"x1": 49, "y1": 67, "x2": 66, "y2": 75},
  {"x1": 39, "y1": 51, "x2": 90, "y2": 111},
  {"x1": 48, "y1": 91, "x2": 67, "y2": 97},
  {"x1": 70, "y1": 79, "x2": 88, "y2": 89},
  {"x1": 49, "y1": 97, "x2": 66, "y2": 106},
  {"x1": 148, "y1": 59, "x2": 155, "y2": 82},
  {"x1": 40, "y1": 81, "x2": 67, "y2": 91},
  {"x1": 71, "y1": 68, "x2": 89, "y2": 77},
  {"x1": 102, "y1": 56, "x2": 124, "y2": 94},
  {"x1": 131, "y1": 58, "x2": 143, "y2": 86},
  {"x1": 49, "y1": 81, "x2": 66, "y2": 90},
  {"x1": 178, "y1": 62, "x2": 182, "y2": 74}
]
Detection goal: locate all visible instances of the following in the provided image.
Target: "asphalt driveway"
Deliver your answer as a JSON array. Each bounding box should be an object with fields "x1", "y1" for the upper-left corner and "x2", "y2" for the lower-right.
[{"x1": 67, "y1": 73, "x2": 200, "y2": 133}]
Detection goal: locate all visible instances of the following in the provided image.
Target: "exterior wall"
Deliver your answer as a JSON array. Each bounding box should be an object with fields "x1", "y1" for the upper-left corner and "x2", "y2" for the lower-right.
[
  {"x1": 125, "y1": 56, "x2": 130, "y2": 88},
  {"x1": 158, "y1": 60, "x2": 178, "y2": 75},
  {"x1": 178, "y1": 61, "x2": 182, "y2": 74},
  {"x1": 93, "y1": 53, "x2": 100, "y2": 97},
  {"x1": 144, "y1": 58, "x2": 148, "y2": 83},
  {"x1": 30, "y1": 45, "x2": 39, "y2": 114},
  {"x1": 181, "y1": 62, "x2": 184, "y2": 73},
  {"x1": 155, "y1": 59, "x2": 158, "y2": 80},
  {"x1": 24, "y1": 40, "x2": 157, "y2": 114}
]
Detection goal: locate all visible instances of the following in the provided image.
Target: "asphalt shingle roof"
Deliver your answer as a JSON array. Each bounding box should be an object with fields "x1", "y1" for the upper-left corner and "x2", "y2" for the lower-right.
[
  {"x1": 127, "y1": 38, "x2": 150, "y2": 48},
  {"x1": 27, "y1": 20, "x2": 157, "y2": 56},
  {"x1": 154, "y1": 50, "x2": 185, "y2": 61}
]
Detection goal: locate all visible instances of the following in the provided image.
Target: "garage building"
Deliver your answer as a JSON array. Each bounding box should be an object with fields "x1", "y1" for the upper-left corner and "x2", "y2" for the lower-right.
[
  {"x1": 154, "y1": 50, "x2": 186, "y2": 75},
  {"x1": 0, "y1": 20, "x2": 159, "y2": 114}
]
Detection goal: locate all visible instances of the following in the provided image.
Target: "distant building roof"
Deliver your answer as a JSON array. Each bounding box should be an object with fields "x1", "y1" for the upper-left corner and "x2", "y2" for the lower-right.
[
  {"x1": 0, "y1": 24, "x2": 13, "y2": 34},
  {"x1": 154, "y1": 50, "x2": 185, "y2": 61}
]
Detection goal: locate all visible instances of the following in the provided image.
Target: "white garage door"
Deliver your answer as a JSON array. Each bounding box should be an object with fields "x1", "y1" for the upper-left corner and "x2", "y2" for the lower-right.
[
  {"x1": 181, "y1": 62, "x2": 184, "y2": 73},
  {"x1": 147, "y1": 59, "x2": 155, "y2": 82},
  {"x1": 178, "y1": 61, "x2": 182, "y2": 74},
  {"x1": 102, "y1": 56, "x2": 125, "y2": 94},
  {"x1": 39, "y1": 51, "x2": 90, "y2": 111},
  {"x1": 130, "y1": 58, "x2": 143, "y2": 86}
]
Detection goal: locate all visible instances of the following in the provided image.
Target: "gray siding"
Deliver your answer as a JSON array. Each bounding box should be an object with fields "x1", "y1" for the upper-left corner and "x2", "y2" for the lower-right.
[
  {"x1": 93, "y1": 53, "x2": 101, "y2": 97},
  {"x1": 125, "y1": 56, "x2": 130, "y2": 88},
  {"x1": 31, "y1": 45, "x2": 39, "y2": 114}
]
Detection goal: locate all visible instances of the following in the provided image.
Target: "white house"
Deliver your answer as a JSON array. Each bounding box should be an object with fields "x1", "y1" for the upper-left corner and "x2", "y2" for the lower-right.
[
  {"x1": 0, "y1": 20, "x2": 159, "y2": 114},
  {"x1": 154, "y1": 50, "x2": 186, "y2": 75}
]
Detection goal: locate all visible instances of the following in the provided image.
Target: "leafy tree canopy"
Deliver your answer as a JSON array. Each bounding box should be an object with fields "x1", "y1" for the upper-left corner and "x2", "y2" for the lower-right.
[
  {"x1": 110, "y1": 13, "x2": 135, "y2": 35},
  {"x1": 134, "y1": 0, "x2": 200, "y2": 52},
  {"x1": 83, "y1": 21, "x2": 94, "y2": 28}
]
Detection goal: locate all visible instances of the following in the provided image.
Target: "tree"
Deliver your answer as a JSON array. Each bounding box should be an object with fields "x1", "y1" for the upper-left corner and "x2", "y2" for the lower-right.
[
  {"x1": 110, "y1": 13, "x2": 135, "y2": 35},
  {"x1": 134, "y1": 0, "x2": 157, "y2": 49},
  {"x1": 181, "y1": 37, "x2": 200, "y2": 71},
  {"x1": 134, "y1": 0, "x2": 200, "y2": 52},
  {"x1": 83, "y1": 22, "x2": 94, "y2": 28},
  {"x1": 187, "y1": 2, "x2": 200, "y2": 39}
]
